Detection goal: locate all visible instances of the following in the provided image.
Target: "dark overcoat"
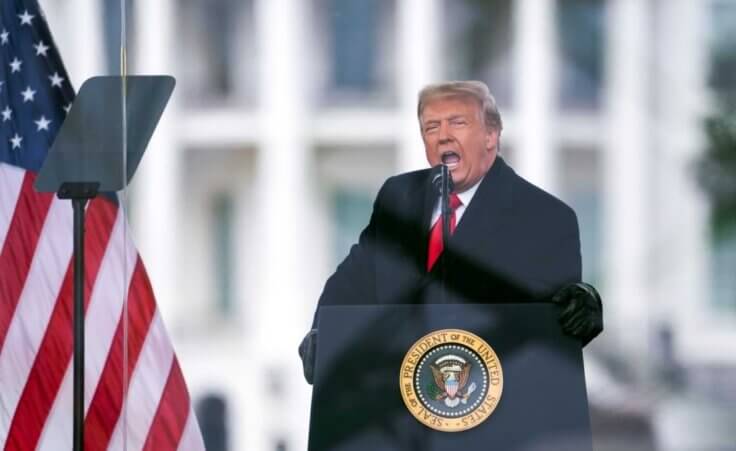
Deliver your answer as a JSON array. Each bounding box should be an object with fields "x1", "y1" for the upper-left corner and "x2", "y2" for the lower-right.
[{"x1": 315, "y1": 157, "x2": 581, "y2": 315}]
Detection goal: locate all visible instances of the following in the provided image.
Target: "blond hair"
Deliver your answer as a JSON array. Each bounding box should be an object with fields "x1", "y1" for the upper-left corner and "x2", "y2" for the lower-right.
[{"x1": 417, "y1": 80, "x2": 503, "y2": 131}]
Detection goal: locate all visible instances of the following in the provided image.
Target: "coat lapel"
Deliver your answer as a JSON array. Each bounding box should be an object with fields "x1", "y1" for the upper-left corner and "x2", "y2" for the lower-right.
[
  {"x1": 408, "y1": 170, "x2": 436, "y2": 272},
  {"x1": 452, "y1": 156, "x2": 513, "y2": 243},
  {"x1": 428, "y1": 156, "x2": 514, "y2": 278}
]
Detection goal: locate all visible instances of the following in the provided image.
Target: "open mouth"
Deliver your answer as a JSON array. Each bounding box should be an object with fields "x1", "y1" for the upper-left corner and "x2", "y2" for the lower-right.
[{"x1": 441, "y1": 151, "x2": 461, "y2": 169}]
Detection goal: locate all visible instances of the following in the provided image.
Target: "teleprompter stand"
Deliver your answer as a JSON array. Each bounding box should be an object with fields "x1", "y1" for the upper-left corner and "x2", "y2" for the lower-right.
[{"x1": 35, "y1": 76, "x2": 175, "y2": 451}]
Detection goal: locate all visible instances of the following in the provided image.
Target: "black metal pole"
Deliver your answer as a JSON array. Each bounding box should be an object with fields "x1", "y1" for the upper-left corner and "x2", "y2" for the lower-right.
[
  {"x1": 441, "y1": 164, "x2": 451, "y2": 304},
  {"x1": 58, "y1": 182, "x2": 98, "y2": 451},
  {"x1": 72, "y1": 197, "x2": 87, "y2": 451},
  {"x1": 441, "y1": 176, "x2": 450, "y2": 256}
]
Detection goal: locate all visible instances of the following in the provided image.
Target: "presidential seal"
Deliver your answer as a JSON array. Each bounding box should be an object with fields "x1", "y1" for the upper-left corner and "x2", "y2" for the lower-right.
[{"x1": 399, "y1": 329, "x2": 503, "y2": 432}]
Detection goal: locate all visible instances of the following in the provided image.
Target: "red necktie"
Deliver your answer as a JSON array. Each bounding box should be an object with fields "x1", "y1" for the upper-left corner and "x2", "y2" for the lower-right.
[{"x1": 427, "y1": 193, "x2": 462, "y2": 271}]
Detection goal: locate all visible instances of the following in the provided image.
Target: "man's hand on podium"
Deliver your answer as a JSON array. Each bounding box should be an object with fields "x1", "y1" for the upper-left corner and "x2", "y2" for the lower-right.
[
  {"x1": 298, "y1": 329, "x2": 318, "y2": 385},
  {"x1": 552, "y1": 282, "x2": 603, "y2": 346}
]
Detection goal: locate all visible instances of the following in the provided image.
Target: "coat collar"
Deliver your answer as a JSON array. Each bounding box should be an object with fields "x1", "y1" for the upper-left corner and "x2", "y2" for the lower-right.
[{"x1": 451, "y1": 155, "x2": 514, "y2": 235}]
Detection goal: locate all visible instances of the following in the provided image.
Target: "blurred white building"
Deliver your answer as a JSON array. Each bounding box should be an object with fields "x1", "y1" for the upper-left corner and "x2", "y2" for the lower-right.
[{"x1": 40, "y1": 0, "x2": 736, "y2": 450}]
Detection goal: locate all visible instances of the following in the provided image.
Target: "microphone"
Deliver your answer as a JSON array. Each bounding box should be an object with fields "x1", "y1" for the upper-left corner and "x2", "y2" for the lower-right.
[{"x1": 431, "y1": 164, "x2": 454, "y2": 195}]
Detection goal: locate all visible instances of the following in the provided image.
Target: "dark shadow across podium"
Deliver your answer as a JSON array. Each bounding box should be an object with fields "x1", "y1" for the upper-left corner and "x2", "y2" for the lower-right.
[{"x1": 308, "y1": 303, "x2": 593, "y2": 451}]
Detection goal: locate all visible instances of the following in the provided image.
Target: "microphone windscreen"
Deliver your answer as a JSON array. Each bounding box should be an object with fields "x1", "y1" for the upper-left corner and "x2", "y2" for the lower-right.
[{"x1": 430, "y1": 165, "x2": 445, "y2": 195}]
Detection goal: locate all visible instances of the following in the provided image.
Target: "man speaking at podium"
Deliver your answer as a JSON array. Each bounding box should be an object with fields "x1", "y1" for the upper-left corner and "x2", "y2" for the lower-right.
[{"x1": 300, "y1": 81, "x2": 602, "y2": 384}]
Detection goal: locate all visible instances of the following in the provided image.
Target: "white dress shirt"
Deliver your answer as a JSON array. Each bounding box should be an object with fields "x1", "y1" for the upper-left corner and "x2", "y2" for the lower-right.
[{"x1": 429, "y1": 175, "x2": 484, "y2": 229}]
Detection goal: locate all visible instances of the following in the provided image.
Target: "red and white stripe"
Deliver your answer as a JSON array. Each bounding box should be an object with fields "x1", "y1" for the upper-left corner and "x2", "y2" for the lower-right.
[{"x1": 0, "y1": 162, "x2": 204, "y2": 450}]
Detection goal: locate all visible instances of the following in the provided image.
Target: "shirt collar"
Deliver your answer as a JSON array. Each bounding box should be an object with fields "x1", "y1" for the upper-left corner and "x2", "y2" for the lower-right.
[{"x1": 455, "y1": 175, "x2": 484, "y2": 207}]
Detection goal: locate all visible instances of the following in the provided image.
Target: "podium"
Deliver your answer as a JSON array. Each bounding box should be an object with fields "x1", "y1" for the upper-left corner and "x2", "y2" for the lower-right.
[{"x1": 308, "y1": 304, "x2": 593, "y2": 451}]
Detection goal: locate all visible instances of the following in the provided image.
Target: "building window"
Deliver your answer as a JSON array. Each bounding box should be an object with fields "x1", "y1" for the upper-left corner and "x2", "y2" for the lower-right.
[
  {"x1": 709, "y1": 1, "x2": 736, "y2": 95},
  {"x1": 330, "y1": 0, "x2": 378, "y2": 91},
  {"x1": 557, "y1": 0, "x2": 605, "y2": 110},
  {"x1": 315, "y1": 0, "x2": 396, "y2": 106},
  {"x1": 704, "y1": 0, "x2": 736, "y2": 309},
  {"x1": 177, "y1": 0, "x2": 256, "y2": 106},
  {"x1": 212, "y1": 193, "x2": 234, "y2": 315},
  {"x1": 712, "y1": 228, "x2": 736, "y2": 310},
  {"x1": 179, "y1": 146, "x2": 256, "y2": 332},
  {"x1": 316, "y1": 144, "x2": 394, "y2": 265},
  {"x1": 442, "y1": 0, "x2": 514, "y2": 107},
  {"x1": 332, "y1": 189, "x2": 374, "y2": 264},
  {"x1": 559, "y1": 148, "x2": 603, "y2": 285},
  {"x1": 196, "y1": 394, "x2": 229, "y2": 451}
]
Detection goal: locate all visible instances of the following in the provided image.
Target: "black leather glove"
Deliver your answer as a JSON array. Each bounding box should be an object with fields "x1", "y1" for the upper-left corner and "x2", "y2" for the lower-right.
[
  {"x1": 552, "y1": 282, "x2": 603, "y2": 346},
  {"x1": 298, "y1": 329, "x2": 318, "y2": 385}
]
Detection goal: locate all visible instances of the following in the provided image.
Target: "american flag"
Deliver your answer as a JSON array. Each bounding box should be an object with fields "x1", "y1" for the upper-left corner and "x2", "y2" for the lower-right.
[{"x1": 0, "y1": 1, "x2": 205, "y2": 449}]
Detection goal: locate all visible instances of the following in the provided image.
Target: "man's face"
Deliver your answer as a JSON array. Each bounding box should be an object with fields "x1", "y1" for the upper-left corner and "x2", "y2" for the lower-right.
[{"x1": 420, "y1": 96, "x2": 498, "y2": 192}]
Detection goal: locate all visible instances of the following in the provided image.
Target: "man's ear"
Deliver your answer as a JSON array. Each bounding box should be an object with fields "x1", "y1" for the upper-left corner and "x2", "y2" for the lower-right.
[{"x1": 485, "y1": 128, "x2": 499, "y2": 151}]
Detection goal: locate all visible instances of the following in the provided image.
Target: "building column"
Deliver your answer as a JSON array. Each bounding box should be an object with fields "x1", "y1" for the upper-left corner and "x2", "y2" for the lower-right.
[
  {"x1": 252, "y1": 0, "x2": 311, "y2": 449},
  {"x1": 602, "y1": 0, "x2": 651, "y2": 359},
  {"x1": 132, "y1": 0, "x2": 179, "y2": 321},
  {"x1": 397, "y1": 0, "x2": 441, "y2": 172},
  {"x1": 513, "y1": 0, "x2": 558, "y2": 192},
  {"x1": 653, "y1": 1, "x2": 710, "y2": 357},
  {"x1": 64, "y1": 0, "x2": 104, "y2": 83}
]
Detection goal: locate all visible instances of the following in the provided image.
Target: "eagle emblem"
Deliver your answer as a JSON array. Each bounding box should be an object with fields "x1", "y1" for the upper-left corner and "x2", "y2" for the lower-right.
[
  {"x1": 428, "y1": 355, "x2": 478, "y2": 408},
  {"x1": 401, "y1": 329, "x2": 503, "y2": 431}
]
